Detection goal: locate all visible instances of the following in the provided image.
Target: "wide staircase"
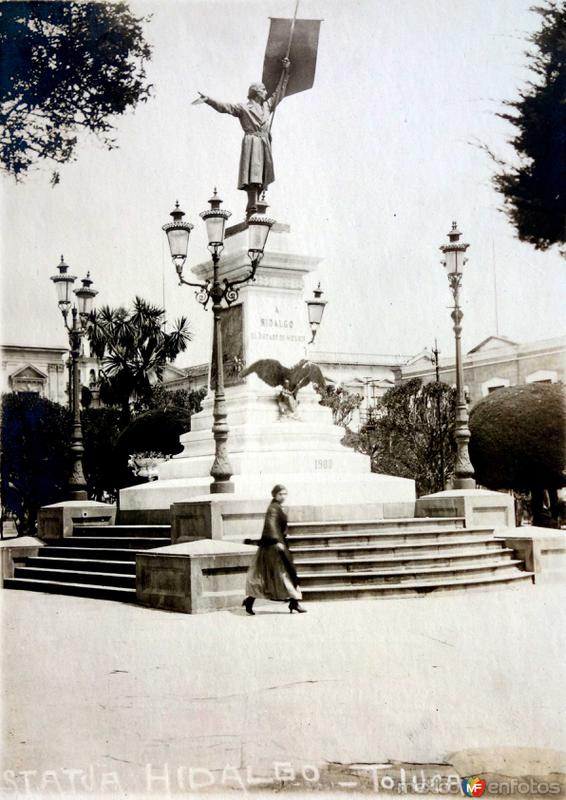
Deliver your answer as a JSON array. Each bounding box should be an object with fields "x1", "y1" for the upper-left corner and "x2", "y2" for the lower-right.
[
  {"x1": 4, "y1": 514, "x2": 533, "y2": 604},
  {"x1": 4, "y1": 524, "x2": 171, "y2": 603},
  {"x1": 286, "y1": 515, "x2": 533, "y2": 600}
]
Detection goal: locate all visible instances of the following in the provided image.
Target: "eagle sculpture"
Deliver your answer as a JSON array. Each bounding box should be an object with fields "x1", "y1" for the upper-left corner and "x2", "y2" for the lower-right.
[{"x1": 240, "y1": 358, "x2": 326, "y2": 397}]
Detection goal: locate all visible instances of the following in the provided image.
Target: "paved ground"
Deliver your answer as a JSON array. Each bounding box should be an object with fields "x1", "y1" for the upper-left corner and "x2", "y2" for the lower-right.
[{"x1": 2, "y1": 582, "x2": 566, "y2": 797}]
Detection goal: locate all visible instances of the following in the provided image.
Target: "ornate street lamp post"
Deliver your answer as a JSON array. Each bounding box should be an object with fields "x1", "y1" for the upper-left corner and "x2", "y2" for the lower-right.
[
  {"x1": 50, "y1": 257, "x2": 98, "y2": 499},
  {"x1": 305, "y1": 282, "x2": 327, "y2": 344},
  {"x1": 163, "y1": 190, "x2": 274, "y2": 494},
  {"x1": 440, "y1": 222, "x2": 475, "y2": 489}
]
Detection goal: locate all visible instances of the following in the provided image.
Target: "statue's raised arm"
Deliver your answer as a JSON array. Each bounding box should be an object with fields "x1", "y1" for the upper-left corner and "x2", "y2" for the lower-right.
[{"x1": 267, "y1": 57, "x2": 291, "y2": 112}]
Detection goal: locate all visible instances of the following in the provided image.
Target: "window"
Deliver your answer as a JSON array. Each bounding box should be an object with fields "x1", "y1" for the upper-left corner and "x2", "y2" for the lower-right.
[
  {"x1": 526, "y1": 370, "x2": 557, "y2": 384},
  {"x1": 481, "y1": 377, "x2": 510, "y2": 397}
]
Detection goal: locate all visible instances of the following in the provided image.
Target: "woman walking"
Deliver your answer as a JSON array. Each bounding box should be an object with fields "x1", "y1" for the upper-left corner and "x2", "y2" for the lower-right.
[{"x1": 243, "y1": 485, "x2": 306, "y2": 615}]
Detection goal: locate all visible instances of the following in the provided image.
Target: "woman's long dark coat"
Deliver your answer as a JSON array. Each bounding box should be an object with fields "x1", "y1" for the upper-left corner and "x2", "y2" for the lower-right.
[{"x1": 245, "y1": 500, "x2": 302, "y2": 601}]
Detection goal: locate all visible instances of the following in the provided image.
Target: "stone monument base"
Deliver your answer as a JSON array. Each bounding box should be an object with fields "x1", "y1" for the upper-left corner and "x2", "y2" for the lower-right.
[
  {"x1": 120, "y1": 471, "x2": 414, "y2": 516},
  {"x1": 119, "y1": 221, "x2": 415, "y2": 521}
]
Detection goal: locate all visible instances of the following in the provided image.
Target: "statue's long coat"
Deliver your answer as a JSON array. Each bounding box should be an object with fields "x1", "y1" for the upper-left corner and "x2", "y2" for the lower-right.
[
  {"x1": 205, "y1": 95, "x2": 277, "y2": 190},
  {"x1": 245, "y1": 499, "x2": 302, "y2": 601}
]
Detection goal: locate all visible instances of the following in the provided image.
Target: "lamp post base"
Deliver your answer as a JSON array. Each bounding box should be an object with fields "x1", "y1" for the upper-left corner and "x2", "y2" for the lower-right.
[
  {"x1": 452, "y1": 477, "x2": 476, "y2": 490},
  {"x1": 210, "y1": 481, "x2": 235, "y2": 494}
]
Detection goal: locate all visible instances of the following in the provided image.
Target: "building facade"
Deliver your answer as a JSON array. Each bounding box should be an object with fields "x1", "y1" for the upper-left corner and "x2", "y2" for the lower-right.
[
  {"x1": 5, "y1": 334, "x2": 563, "y2": 423},
  {"x1": 400, "y1": 335, "x2": 566, "y2": 407},
  {"x1": 160, "y1": 334, "x2": 565, "y2": 431},
  {"x1": 1, "y1": 344, "x2": 102, "y2": 407}
]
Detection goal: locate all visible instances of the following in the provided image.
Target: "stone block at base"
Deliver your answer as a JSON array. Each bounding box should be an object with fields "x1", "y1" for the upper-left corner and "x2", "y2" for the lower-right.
[
  {"x1": 38, "y1": 501, "x2": 116, "y2": 540},
  {"x1": 416, "y1": 489, "x2": 514, "y2": 529},
  {"x1": 497, "y1": 527, "x2": 566, "y2": 584},
  {"x1": 171, "y1": 500, "x2": 225, "y2": 543},
  {"x1": 170, "y1": 496, "x2": 418, "y2": 544},
  {"x1": 136, "y1": 540, "x2": 256, "y2": 613},
  {"x1": 1, "y1": 536, "x2": 45, "y2": 581},
  {"x1": 122, "y1": 473, "x2": 415, "y2": 515}
]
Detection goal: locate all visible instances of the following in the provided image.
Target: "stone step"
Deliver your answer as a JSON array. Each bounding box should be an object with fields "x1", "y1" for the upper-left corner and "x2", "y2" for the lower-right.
[
  {"x1": 293, "y1": 547, "x2": 517, "y2": 573},
  {"x1": 73, "y1": 524, "x2": 171, "y2": 538},
  {"x1": 287, "y1": 526, "x2": 494, "y2": 548},
  {"x1": 20, "y1": 557, "x2": 136, "y2": 575},
  {"x1": 297, "y1": 559, "x2": 525, "y2": 587},
  {"x1": 287, "y1": 516, "x2": 465, "y2": 535},
  {"x1": 300, "y1": 570, "x2": 534, "y2": 600},
  {"x1": 13, "y1": 566, "x2": 136, "y2": 588},
  {"x1": 53, "y1": 536, "x2": 170, "y2": 549},
  {"x1": 3, "y1": 577, "x2": 137, "y2": 603},
  {"x1": 290, "y1": 536, "x2": 504, "y2": 559},
  {"x1": 37, "y1": 546, "x2": 139, "y2": 561}
]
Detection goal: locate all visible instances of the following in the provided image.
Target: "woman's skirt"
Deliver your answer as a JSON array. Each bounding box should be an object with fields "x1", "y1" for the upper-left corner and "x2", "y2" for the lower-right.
[{"x1": 245, "y1": 544, "x2": 302, "y2": 601}]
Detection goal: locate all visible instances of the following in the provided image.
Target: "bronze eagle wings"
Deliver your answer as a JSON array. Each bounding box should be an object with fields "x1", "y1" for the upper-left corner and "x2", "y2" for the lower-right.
[{"x1": 240, "y1": 358, "x2": 326, "y2": 397}]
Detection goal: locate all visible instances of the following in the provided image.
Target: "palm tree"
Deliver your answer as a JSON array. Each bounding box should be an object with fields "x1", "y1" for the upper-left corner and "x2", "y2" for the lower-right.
[{"x1": 88, "y1": 297, "x2": 191, "y2": 425}]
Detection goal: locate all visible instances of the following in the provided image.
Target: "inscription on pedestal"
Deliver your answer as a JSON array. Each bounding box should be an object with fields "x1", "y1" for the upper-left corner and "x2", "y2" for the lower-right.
[{"x1": 250, "y1": 314, "x2": 305, "y2": 344}]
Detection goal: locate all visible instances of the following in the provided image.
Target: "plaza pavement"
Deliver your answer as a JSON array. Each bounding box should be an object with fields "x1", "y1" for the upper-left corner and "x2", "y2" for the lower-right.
[{"x1": 1, "y1": 582, "x2": 566, "y2": 798}]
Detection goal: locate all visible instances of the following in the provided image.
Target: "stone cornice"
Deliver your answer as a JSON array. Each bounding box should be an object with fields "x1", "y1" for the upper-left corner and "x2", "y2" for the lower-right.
[
  {"x1": 1, "y1": 344, "x2": 67, "y2": 356},
  {"x1": 191, "y1": 247, "x2": 321, "y2": 283}
]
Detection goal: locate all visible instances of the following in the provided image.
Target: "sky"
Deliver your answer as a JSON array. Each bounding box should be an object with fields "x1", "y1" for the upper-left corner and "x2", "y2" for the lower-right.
[{"x1": 1, "y1": 0, "x2": 565, "y2": 368}]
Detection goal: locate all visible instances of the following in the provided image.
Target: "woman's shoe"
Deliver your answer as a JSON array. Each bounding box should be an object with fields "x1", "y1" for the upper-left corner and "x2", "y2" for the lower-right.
[
  {"x1": 289, "y1": 598, "x2": 307, "y2": 614},
  {"x1": 243, "y1": 597, "x2": 255, "y2": 615}
]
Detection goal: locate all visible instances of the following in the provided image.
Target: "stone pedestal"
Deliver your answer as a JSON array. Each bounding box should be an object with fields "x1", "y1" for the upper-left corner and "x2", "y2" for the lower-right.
[
  {"x1": 120, "y1": 224, "x2": 415, "y2": 515},
  {"x1": 1, "y1": 536, "x2": 45, "y2": 582},
  {"x1": 497, "y1": 527, "x2": 566, "y2": 584},
  {"x1": 136, "y1": 540, "x2": 256, "y2": 613},
  {"x1": 38, "y1": 500, "x2": 116, "y2": 540},
  {"x1": 416, "y1": 489, "x2": 515, "y2": 529}
]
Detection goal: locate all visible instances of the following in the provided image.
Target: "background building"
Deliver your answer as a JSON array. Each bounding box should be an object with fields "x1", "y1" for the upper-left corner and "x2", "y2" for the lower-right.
[
  {"x1": 401, "y1": 334, "x2": 566, "y2": 406},
  {"x1": 5, "y1": 334, "x2": 563, "y2": 427},
  {"x1": 1, "y1": 344, "x2": 101, "y2": 407}
]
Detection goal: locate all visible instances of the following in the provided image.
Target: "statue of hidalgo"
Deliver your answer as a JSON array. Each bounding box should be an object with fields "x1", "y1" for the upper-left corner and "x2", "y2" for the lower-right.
[
  {"x1": 195, "y1": 59, "x2": 291, "y2": 218},
  {"x1": 193, "y1": 12, "x2": 322, "y2": 219}
]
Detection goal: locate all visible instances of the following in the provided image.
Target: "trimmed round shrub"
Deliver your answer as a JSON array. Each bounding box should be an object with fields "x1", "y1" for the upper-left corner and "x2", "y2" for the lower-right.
[{"x1": 469, "y1": 383, "x2": 566, "y2": 491}]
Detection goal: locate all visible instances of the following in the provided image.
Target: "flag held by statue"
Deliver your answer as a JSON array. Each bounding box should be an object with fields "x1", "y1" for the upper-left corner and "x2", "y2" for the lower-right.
[{"x1": 262, "y1": 17, "x2": 323, "y2": 98}]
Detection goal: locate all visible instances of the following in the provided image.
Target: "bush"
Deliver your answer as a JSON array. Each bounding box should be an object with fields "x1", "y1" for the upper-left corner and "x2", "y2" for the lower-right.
[
  {"x1": 469, "y1": 383, "x2": 566, "y2": 526},
  {"x1": 348, "y1": 379, "x2": 457, "y2": 496},
  {"x1": 81, "y1": 407, "x2": 123, "y2": 501},
  {"x1": 114, "y1": 406, "x2": 193, "y2": 489},
  {"x1": 143, "y1": 384, "x2": 207, "y2": 415},
  {"x1": 469, "y1": 383, "x2": 566, "y2": 490},
  {"x1": 1, "y1": 393, "x2": 71, "y2": 535},
  {"x1": 317, "y1": 385, "x2": 362, "y2": 428}
]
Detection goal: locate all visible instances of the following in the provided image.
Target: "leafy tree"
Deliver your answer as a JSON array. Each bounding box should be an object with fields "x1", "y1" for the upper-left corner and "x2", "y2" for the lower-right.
[
  {"x1": 116, "y1": 407, "x2": 192, "y2": 456},
  {"x1": 0, "y1": 1, "x2": 152, "y2": 180},
  {"x1": 317, "y1": 384, "x2": 362, "y2": 428},
  {"x1": 469, "y1": 382, "x2": 566, "y2": 526},
  {"x1": 113, "y1": 384, "x2": 206, "y2": 489},
  {"x1": 87, "y1": 297, "x2": 192, "y2": 426},
  {"x1": 488, "y1": 1, "x2": 566, "y2": 252},
  {"x1": 1, "y1": 393, "x2": 71, "y2": 535},
  {"x1": 81, "y1": 385, "x2": 93, "y2": 408},
  {"x1": 113, "y1": 406, "x2": 194, "y2": 489},
  {"x1": 81, "y1": 406, "x2": 122, "y2": 501},
  {"x1": 348, "y1": 379, "x2": 457, "y2": 496},
  {"x1": 143, "y1": 384, "x2": 207, "y2": 416}
]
